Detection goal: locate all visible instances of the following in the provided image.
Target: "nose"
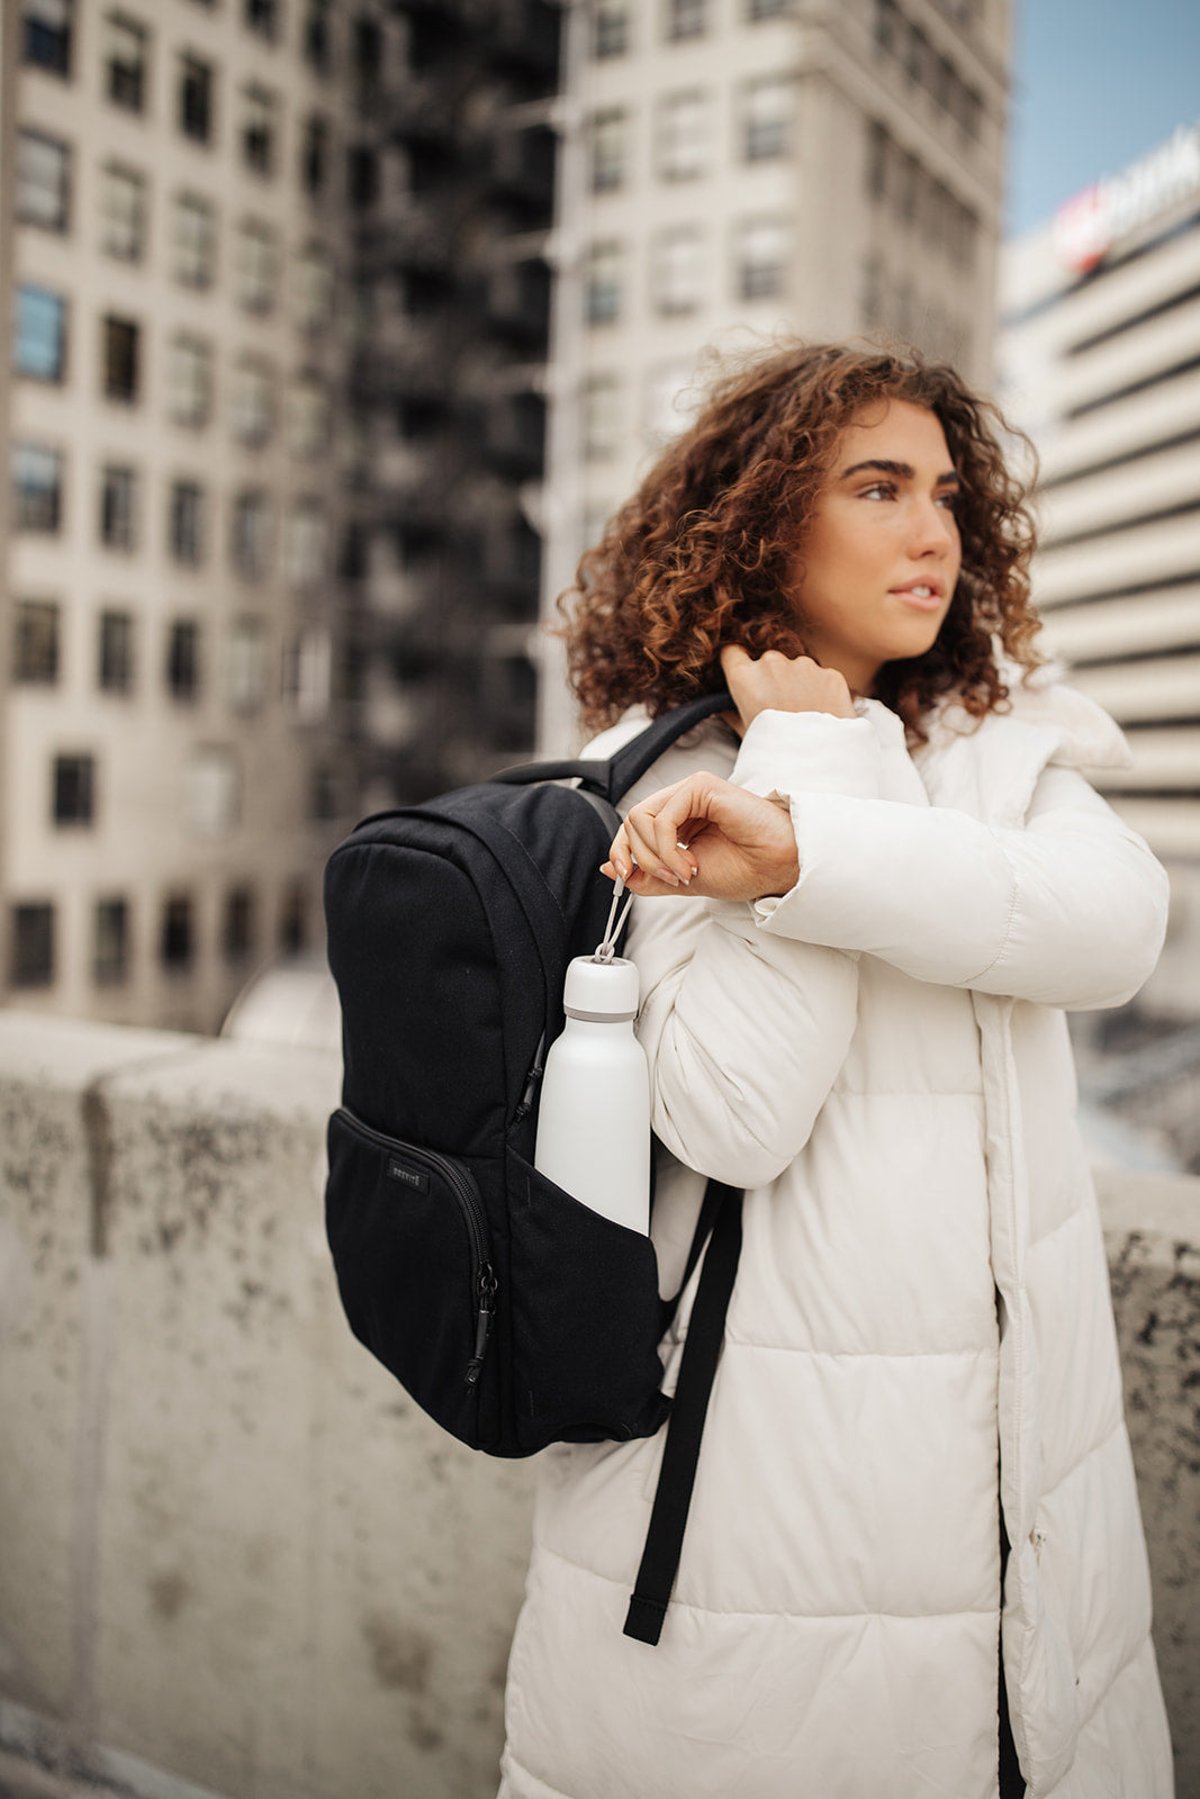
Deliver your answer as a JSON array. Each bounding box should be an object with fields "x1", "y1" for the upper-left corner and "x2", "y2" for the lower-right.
[{"x1": 909, "y1": 493, "x2": 956, "y2": 558}]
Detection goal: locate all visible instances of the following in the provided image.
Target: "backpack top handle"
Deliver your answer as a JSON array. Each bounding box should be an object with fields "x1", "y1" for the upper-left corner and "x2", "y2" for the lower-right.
[{"x1": 491, "y1": 690, "x2": 733, "y2": 806}]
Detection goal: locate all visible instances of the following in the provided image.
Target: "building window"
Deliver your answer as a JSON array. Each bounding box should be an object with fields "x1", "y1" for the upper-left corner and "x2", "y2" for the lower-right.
[
  {"x1": 872, "y1": 0, "x2": 898, "y2": 54},
  {"x1": 292, "y1": 244, "x2": 334, "y2": 331},
  {"x1": 172, "y1": 192, "x2": 216, "y2": 287},
  {"x1": 223, "y1": 885, "x2": 256, "y2": 961},
  {"x1": 160, "y1": 895, "x2": 194, "y2": 972},
  {"x1": 302, "y1": 115, "x2": 328, "y2": 196},
  {"x1": 589, "y1": 108, "x2": 626, "y2": 194},
  {"x1": 585, "y1": 240, "x2": 623, "y2": 326},
  {"x1": 169, "y1": 480, "x2": 205, "y2": 564},
  {"x1": 346, "y1": 145, "x2": 379, "y2": 210},
  {"x1": 231, "y1": 490, "x2": 273, "y2": 580},
  {"x1": 11, "y1": 904, "x2": 55, "y2": 988},
  {"x1": 101, "y1": 314, "x2": 140, "y2": 403},
  {"x1": 747, "y1": 0, "x2": 793, "y2": 14},
  {"x1": 283, "y1": 501, "x2": 326, "y2": 587},
  {"x1": 281, "y1": 628, "x2": 331, "y2": 721},
  {"x1": 861, "y1": 250, "x2": 883, "y2": 328},
  {"x1": 310, "y1": 762, "x2": 338, "y2": 822},
  {"x1": 235, "y1": 219, "x2": 279, "y2": 313},
  {"x1": 99, "y1": 163, "x2": 146, "y2": 261},
  {"x1": 592, "y1": 1, "x2": 628, "y2": 57},
  {"x1": 166, "y1": 334, "x2": 213, "y2": 428},
  {"x1": 244, "y1": 0, "x2": 278, "y2": 40},
  {"x1": 279, "y1": 881, "x2": 308, "y2": 954},
  {"x1": 98, "y1": 609, "x2": 134, "y2": 693},
  {"x1": 665, "y1": 0, "x2": 706, "y2": 39},
  {"x1": 736, "y1": 216, "x2": 791, "y2": 300},
  {"x1": 104, "y1": 13, "x2": 147, "y2": 112},
  {"x1": 240, "y1": 84, "x2": 277, "y2": 177},
  {"x1": 231, "y1": 357, "x2": 275, "y2": 446},
  {"x1": 23, "y1": 0, "x2": 73, "y2": 77},
  {"x1": 188, "y1": 746, "x2": 241, "y2": 836},
  {"x1": 14, "y1": 285, "x2": 67, "y2": 382},
  {"x1": 14, "y1": 601, "x2": 60, "y2": 684},
  {"x1": 866, "y1": 119, "x2": 888, "y2": 200},
  {"x1": 657, "y1": 89, "x2": 708, "y2": 181},
  {"x1": 178, "y1": 53, "x2": 213, "y2": 143},
  {"x1": 17, "y1": 130, "x2": 71, "y2": 232},
  {"x1": 907, "y1": 22, "x2": 930, "y2": 87},
  {"x1": 642, "y1": 358, "x2": 701, "y2": 449},
  {"x1": 13, "y1": 443, "x2": 63, "y2": 533},
  {"x1": 53, "y1": 752, "x2": 95, "y2": 826},
  {"x1": 583, "y1": 373, "x2": 621, "y2": 461},
  {"x1": 742, "y1": 75, "x2": 795, "y2": 161},
  {"x1": 166, "y1": 619, "x2": 201, "y2": 700},
  {"x1": 304, "y1": 0, "x2": 332, "y2": 74},
  {"x1": 652, "y1": 227, "x2": 705, "y2": 315},
  {"x1": 99, "y1": 463, "x2": 137, "y2": 550},
  {"x1": 286, "y1": 376, "x2": 328, "y2": 458},
  {"x1": 227, "y1": 616, "x2": 267, "y2": 714},
  {"x1": 352, "y1": 16, "x2": 383, "y2": 94},
  {"x1": 93, "y1": 898, "x2": 129, "y2": 986}
]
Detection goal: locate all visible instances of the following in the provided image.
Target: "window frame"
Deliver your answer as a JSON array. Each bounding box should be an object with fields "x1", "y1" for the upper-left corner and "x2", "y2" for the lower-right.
[
  {"x1": 14, "y1": 282, "x2": 69, "y2": 383},
  {"x1": 16, "y1": 128, "x2": 72, "y2": 233}
]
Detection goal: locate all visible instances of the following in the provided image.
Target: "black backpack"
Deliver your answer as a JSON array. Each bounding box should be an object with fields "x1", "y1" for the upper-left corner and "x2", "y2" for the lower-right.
[{"x1": 323, "y1": 691, "x2": 744, "y2": 1646}]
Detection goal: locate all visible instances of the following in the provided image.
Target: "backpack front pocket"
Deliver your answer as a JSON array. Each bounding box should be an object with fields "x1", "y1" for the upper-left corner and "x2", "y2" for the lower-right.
[
  {"x1": 326, "y1": 1108, "x2": 497, "y2": 1448},
  {"x1": 506, "y1": 1147, "x2": 670, "y2": 1453}
]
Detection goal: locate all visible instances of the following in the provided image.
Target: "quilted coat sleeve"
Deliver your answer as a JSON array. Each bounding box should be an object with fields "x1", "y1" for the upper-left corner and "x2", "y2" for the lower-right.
[
  {"x1": 619, "y1": 716, "x2": 877, "y2": 1190},
  {"x1": 740, "y1": 710, "x2": 1170, "y2": 1011}
]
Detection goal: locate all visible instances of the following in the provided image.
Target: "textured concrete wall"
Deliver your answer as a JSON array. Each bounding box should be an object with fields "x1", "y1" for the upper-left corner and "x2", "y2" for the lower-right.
[
  {"x1": 0, "y1": 1016, "x2": 536, "y2": 1799},
  {"x1": 0, "y1": 1015, "x2": 1195, "y2": 1799}
]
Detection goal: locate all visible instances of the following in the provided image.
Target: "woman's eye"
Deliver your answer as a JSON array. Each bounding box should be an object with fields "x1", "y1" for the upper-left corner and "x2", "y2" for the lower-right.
[{"x1": 860, "y1": 482, "x2": 895, "y2": 500}]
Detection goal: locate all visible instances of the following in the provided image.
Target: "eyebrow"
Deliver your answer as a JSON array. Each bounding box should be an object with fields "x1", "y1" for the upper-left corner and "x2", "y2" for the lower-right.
[{"x1": 838, "y1": 458, "x2": 960, "y2": 485}]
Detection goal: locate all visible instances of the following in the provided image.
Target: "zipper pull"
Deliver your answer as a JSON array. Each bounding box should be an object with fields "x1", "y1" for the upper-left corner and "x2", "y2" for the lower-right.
[
  {"x1": 512, "y1": 1032, "x2": 547, "y2": 1124},
  {"x1": 465, "y1": 1265, "x2": 498, "y2": 1387}
]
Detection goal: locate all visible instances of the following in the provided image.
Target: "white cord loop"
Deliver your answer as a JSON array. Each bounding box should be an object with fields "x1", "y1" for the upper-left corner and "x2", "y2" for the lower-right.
[{"x1": 594, "y1": 875, "x2": 634, "y2": 963}]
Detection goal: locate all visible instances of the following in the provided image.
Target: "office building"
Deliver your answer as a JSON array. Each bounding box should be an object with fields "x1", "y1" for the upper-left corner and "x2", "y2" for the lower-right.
[
  {"x1": 3, "y1": 0, "x2": 560, "y2": 1031},
  {"x1": 998, "y1": 120, "x2": 1200, "y2": 1023},
  {"x1": 539, "y1": 0, "x2": 1015, "y2": 751}
]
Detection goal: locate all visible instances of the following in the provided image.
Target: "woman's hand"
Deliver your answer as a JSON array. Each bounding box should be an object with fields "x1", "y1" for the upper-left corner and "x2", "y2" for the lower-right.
[
  {"x1": 601, "y1": 771, "x2": 800, "y2": 902},
  {"x1": 720, "y1": 643, "x2": 856, "y2": 737}
]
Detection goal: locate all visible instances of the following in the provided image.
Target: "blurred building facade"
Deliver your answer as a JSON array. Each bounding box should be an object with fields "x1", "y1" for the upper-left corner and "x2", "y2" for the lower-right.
[
  {"x1": 1, "y1": 0, "x2": 560, "y2": 1034},
  {"x1": 343, "y1": 0, "x2": 560, "y2": 811},
  {"x1": 538, "y1": 0, "x2": 1014, "y2": 753},
  {"x1": 998, "y1": 120, "x2": 1200, "y2": 1026},
  {"x1": 3, "y1": 0, "x2": 357, "y2": 1033}
]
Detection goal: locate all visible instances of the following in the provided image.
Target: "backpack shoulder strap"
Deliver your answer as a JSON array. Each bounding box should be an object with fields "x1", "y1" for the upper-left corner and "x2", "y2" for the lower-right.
[
  {"x1": 490, "y1": 691, "x2": 732, "y2": 804},
  {"x1": 625, "y1": 1181, "x2": 743, "y2": 1646}
]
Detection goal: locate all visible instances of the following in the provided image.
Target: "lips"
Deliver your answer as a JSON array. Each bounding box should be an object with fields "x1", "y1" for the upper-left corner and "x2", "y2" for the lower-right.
[{"x1": 889, "y1": 580, "x2": 945, "y2": 612}]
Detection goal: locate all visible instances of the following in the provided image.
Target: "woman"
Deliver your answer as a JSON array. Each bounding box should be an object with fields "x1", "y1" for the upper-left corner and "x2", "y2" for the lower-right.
[{"x1": 497, "y1": 343, "x2": 1175, "y2": 1798}]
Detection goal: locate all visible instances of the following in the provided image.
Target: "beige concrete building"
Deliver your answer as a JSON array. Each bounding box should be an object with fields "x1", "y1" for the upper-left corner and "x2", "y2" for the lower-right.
[
  {"x1": 998, "y1": 121, "x2": 1200, "y2": 1022},
  {"x1": 2, "y1": 0, "x2": 358, "y2": 1035},
  {"x1": 538, "y1": 0, "x2": 1014, "y2": 751}
]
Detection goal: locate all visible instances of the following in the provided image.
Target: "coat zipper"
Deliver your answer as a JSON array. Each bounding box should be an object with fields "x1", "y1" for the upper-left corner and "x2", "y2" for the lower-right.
[{"x1": 335, "y1": 1107, "x2": 497, "y2": 1387}]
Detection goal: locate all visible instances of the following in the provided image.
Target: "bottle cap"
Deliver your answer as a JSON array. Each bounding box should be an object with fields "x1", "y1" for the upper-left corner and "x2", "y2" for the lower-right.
[{"x1": 563, "y1": 955, "x2": 639, "y2": 1021}]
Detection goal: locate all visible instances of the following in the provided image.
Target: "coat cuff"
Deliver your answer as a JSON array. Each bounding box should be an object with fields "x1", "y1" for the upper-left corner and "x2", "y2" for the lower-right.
[
  {"x1": 713, "y1": 708, "x2": 883, "y2": 935},
  {"x1": 729, "y1": 707, "x2": 885, "y2": 803}
]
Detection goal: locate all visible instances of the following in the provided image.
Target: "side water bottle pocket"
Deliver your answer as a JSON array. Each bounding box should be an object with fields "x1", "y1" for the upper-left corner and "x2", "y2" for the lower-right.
[
  {"x1": 326, "y1": 1108, "x2": 498, "y2": 1448},
  {"x1": 507, "y1": 1146, "x2": 669, "y2": 1453}
]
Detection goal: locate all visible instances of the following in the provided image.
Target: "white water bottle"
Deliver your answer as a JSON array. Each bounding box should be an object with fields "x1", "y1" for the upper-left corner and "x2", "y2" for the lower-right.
[{"x1": 533, "y1": 953, "x2": 651, "y2": 1235}]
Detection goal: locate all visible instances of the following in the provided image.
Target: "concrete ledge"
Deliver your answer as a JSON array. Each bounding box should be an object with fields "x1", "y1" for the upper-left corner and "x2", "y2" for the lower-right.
[{"x1": 0, "y1": 1015, "x2": 1195, "y2": 1798}]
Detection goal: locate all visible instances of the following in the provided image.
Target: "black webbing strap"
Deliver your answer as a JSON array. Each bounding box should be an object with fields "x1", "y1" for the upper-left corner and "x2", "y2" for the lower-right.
[
  {"x1": 657, "y1": 1174, "x2": 725, "y2": 1338},
  {"x1": 624, "y1": 1183, "x2": 743, "y2": 1647}
]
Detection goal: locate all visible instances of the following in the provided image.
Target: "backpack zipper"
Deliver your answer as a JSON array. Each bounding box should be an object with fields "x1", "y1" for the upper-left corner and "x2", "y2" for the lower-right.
[{"x1": 335, "y1": 1108, "x2": 497, "y2": 1386}]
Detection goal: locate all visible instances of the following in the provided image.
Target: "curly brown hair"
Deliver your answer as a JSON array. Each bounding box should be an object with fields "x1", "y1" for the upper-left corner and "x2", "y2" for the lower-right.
[{"x1": 557, "y1": 340, "x2": 1049, "y2": 749}]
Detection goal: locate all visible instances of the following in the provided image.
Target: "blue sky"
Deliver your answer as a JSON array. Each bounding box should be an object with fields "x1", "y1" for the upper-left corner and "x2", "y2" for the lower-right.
[{"x1": 1005, "y1": 0, "x2": 1200, "y2": 237}]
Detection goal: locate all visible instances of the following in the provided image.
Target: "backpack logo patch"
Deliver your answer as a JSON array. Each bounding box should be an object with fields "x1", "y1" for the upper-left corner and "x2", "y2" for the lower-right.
[{"x1": 387, "y1": 1157, "x2": 429, "y2": 1192}]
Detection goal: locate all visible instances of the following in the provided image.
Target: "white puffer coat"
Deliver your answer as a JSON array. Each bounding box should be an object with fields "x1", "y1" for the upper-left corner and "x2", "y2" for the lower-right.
[{"x1": 498, "y1": 667, "x2": 1176, "y2": 1799}]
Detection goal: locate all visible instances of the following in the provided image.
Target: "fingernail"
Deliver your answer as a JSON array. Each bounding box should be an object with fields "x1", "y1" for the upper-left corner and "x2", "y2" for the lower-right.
[{"x1": 653, "y1": 869, "x2": 680, "y2": 886}]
